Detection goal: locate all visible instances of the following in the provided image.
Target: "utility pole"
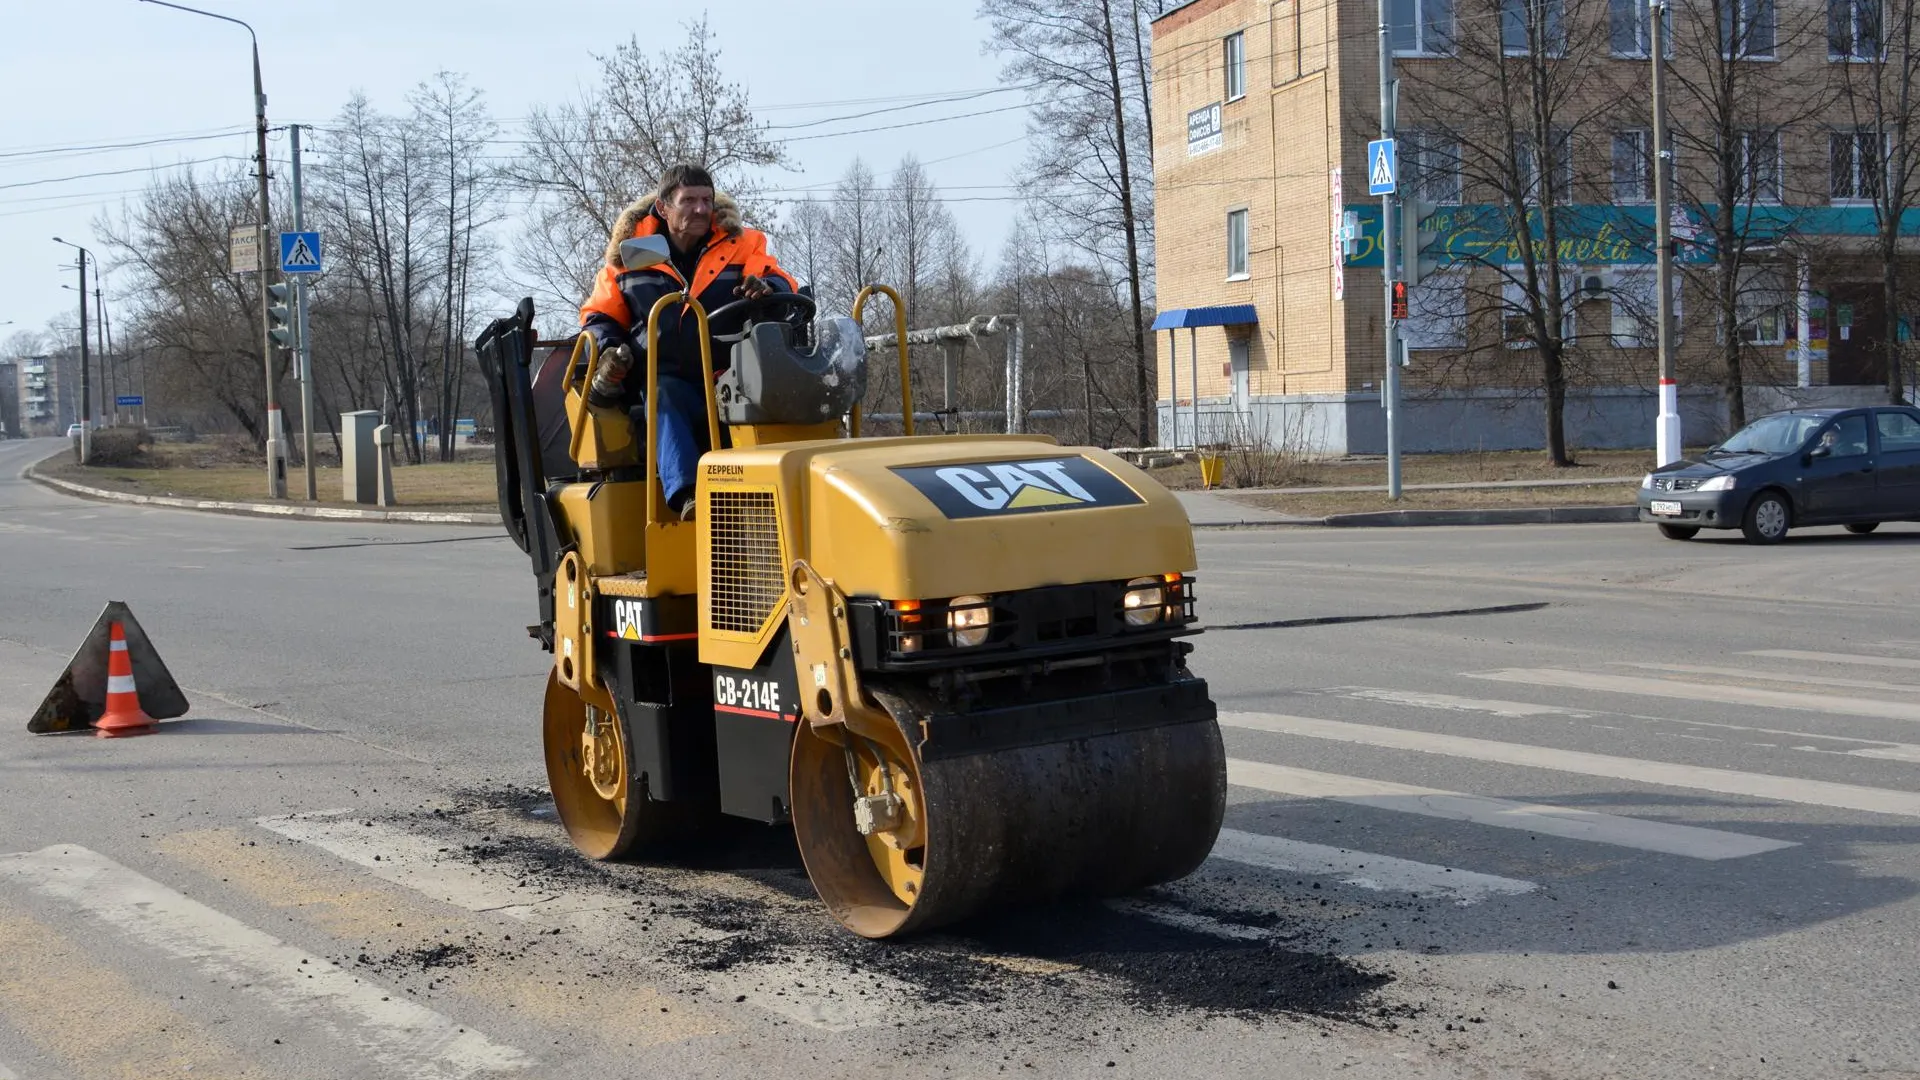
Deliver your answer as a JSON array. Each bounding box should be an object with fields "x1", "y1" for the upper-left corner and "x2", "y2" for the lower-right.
[
  {"x1": 290, "y1": 123, "x2": 317, "y2": 501},
  {"x1": 1651, "y1": 0, "x2": 1681, "y2": 465},
  {"x1": 1379, "y1": 0, "x2": 1403, "y2": 499},
  {"x1": 53, "y1": 238, "x2": 91, "y2": 463},
  {"x1": 138, "y1": 1, "x2": 283, "y2": 495},
  {"x1": 93, "y1": 284, "x2": 111, "y2": 426}
]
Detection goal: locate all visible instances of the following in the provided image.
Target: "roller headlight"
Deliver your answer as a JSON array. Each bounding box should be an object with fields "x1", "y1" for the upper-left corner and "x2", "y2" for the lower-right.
[
  {"x1": 946, "y1": 595, "x2": 992, "y2": 647},
  {"x1": 1123, "y1": 576, "x2": 1167, "y2": 626},
  {"x1": 1697, "y1": 474, "x2": 1736, "y2": 491}
]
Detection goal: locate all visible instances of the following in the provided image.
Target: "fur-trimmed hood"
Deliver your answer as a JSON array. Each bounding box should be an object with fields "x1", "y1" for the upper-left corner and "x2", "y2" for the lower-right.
[{"x1": 602, "y1": 186, "x2": 743, "y2": 268}]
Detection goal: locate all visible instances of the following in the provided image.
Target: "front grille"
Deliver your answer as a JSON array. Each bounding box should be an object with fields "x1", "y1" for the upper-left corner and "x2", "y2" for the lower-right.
[
  {"x1": 856, "y1": 576, "x2": 1200, "y2": 666},
  {"x1": 708, "y1": 489, "x2": 784, "y2": 634},
  {"x1": 1654, "y1": 477, "x2": 1702, "y2": 492}
]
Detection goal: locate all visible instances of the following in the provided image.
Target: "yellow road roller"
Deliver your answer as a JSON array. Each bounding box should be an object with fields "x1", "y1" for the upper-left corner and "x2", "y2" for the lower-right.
[{"x1": 476, "y1": 272, "x2": 1224, "y2": 939}]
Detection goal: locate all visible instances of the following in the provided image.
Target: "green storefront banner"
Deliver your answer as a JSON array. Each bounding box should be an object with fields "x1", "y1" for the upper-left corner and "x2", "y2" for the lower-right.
[{"x1": 1341, "y1": 204, "x2": 1920, "y2": 268}]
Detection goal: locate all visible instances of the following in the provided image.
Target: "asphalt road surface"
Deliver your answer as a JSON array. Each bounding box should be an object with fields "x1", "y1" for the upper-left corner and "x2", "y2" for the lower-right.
[{"x1": 2, "y1": 435, "x2": 1917, "y2": 1080}]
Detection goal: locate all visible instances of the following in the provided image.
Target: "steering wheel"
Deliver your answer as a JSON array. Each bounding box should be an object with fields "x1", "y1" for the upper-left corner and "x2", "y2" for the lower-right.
[{"x1": 704, "y1": 289, "x2": 816, "y2": 331}]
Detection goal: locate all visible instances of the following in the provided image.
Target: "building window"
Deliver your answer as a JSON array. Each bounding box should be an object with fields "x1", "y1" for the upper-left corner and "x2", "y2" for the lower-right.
[
  {"x1": 1610, "y1": 0, "x2": 1672, "y2": 56},
  {"x1": 1738, "y1": 131, "x2": 1783, "y2": 203},
  {"x1": 1722, "y1": 0, "x2": 1776, "y2": 58},
  {"x1": 1832, "y1": 130, "x2": 1884, "y2": 202},
  {"x1": 1502, "y1": 0, "x2": 1566, "y2": 55},
  {"x1": 1402, "y1": 269, "x2": 1468, "y2": 349},
  {"x1": 1831, "y1": 0, "x2": 1883, "y2": 58},
  {"x1": 1402, "y1": 131, "x2": 1463, "y2": 202},
  {"x1": 1503, "y1": 269, "x2": 1579, "y2": 348},
  {"x1": 1224, "y1": 31, "x2": 1247, "y2": 101},
  {"x1": 1609, "y1": 268, "x2": 1682, "y2": 347},
  {"x1": 1227, "y1": 209, "x2": 1249, "y2": 279},
  {"x1": 1390, "y1": 0, "x2": 1455, "y2": 55},
  {"x1": 1737, "y1": 267, "x2": 1790, "y2": 345},
  {"x1": 1613, "y1": 130, "x2": 1652, "y2": 203},
  {"x1": 1516, "y1": 130, "x2": 1574, "y2": 204}
]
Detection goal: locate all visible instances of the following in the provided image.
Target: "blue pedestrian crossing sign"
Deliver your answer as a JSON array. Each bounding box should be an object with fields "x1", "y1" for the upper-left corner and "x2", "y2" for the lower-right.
[
  {"x1": 1367, "y1": 139, "x2": 1398, "y2": 196},
  {"x1": 280, "y1": 231, "x2": 322, "y2": 274}
]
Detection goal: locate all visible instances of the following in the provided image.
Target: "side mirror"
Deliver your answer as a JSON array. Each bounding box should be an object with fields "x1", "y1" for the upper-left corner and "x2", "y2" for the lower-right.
[{"x1": 618, "y1": 235, "x2": 670, "y2": 272}]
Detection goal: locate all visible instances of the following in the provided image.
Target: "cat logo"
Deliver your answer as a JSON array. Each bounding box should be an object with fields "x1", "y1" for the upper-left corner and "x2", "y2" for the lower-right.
[
  {"x1": 892, "y1": 456, "x2": 1144, "y2": 519},
  {"x1": 613, "y1": 599, "x2": 643, "y2": 641}
]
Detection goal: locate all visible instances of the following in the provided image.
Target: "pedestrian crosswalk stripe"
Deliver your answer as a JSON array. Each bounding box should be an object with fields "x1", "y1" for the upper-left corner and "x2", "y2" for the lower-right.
[
  {"x1": 1225, "y1": 758, "x2": 1790, "y2": 859},
  {"x1": 1317, "y1": 687, "x2": 1590, "y2": 717},
  {"x1": 1209, "y1": 827, "x2": 1537, "y2": 903},
  {"x1": 0, "y1": 846, "x2": 531, "y2": 1079},
  {"x1": 1616, "y1": 661, "x2": 1920, "y2": 695},
  {"x1": 1224, "y1": 710, "x2": 1920, "y2": 818},
  {"x1": 258, "y1": 811, "x2": 906, "y2": 1032},
  {"x1": 1470, "y1": 667, "x2": 1920, "y2": 724},
  {"x1": 0, "y1": 906, "x2": 273, "y2": 1080},
  {"x1": 1744, "y1": 649, "x2": 1920, "y2": 671}
]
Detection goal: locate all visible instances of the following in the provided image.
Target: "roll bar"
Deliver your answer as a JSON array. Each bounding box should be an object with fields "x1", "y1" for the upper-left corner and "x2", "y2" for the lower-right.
[{"x1": 851, "y1": 284, "x2": 911, "y2": 437}]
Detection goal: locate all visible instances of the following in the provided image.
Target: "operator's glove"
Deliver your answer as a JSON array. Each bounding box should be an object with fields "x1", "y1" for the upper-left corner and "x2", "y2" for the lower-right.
[{"x1": 588, "y1": 343, "x2": 633, "y2": 409}]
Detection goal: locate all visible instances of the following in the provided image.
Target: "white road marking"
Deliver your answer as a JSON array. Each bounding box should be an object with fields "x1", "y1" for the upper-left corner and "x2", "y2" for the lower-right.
[
  {"x1": 0, "y1": 845, "x2": 530, "y2": 1080},
  {"x1": 258, "y1": 811, "x2": 902, "y2": 1032},
  {"x1": 1225, "y1": 758, "x2": 1790, "y2": 860},
  {"x1": 1469, "y1": 667, "x2": 1920, "y2": 724},
  {"x1": 1105, "y1": 898, "x2": 1271, "y2": 940},
  {"x1": 0, "y1": 1060, "x2": 16, "y2": 1079},
  {"x1": 1617, "y1": 661, "x2": 1920, "y2": 695},
  {"x1": 1314, "y1": 687, "x2": 1588, "y2": 717},
  {"x1": 1208, "y1": 827, "x2": 1537, "y2": 904},
  {"x1": 1224, "y1": 710, "x2": 1920, "y2": 819},
  {"x1": 1745, "y1": 649, "x2": 1920, "y2": 671}
]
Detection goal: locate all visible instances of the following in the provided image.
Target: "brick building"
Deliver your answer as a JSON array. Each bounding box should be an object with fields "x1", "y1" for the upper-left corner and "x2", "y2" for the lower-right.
[{"x1": 1149, "y1": 0, "x2": 1914, "y2": 455}]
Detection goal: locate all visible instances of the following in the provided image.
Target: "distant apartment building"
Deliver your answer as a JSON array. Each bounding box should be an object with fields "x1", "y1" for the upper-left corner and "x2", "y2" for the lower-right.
[
  {"x1": 8, "y1": 352, "x2": 76, "y2": 435},
  {"x1": 1150, "y1": 0, "x2": 1915, "y2": 454}
]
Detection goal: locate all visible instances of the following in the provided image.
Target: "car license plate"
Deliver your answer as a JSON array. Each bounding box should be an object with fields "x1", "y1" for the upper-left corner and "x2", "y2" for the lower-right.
[{"x1": 1650, "y1": 500, "x2": 1682, "y2": 516}]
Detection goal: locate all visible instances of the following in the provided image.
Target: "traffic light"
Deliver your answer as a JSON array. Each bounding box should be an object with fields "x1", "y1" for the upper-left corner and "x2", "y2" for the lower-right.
[
  {"x1": 268, "y1": 282, "x2": 296, "y2": 349},
  {"x1": 1398, "y1": 199, "x2": 1445, "y2": 288},
  {"x1": 1390, "y1": 279, "x2": 1410, "y2": 321}
]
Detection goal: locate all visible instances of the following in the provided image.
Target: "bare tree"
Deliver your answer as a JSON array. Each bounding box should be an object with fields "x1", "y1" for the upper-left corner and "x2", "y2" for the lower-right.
[
  {"x1": 410, "y1": 71, "x2": 503, "y2": 460},
  {"x1": 506, "y1": 18, "x2": 787, "y2": 317},
  {"x1": 1660, "y1": 0, "x2": 1832, "y2": 428},
  {"x1": 1400, "y1": 0, "x2": 1622, "y2": 464},
  {"x1": 776, "y1": 195, "x2": 834, "y2": 298},
  {"x1": 99, "y1": 167, "x2": 282, "y2": 442},
  {"x1": 1834, "y1": 0, "x2": 1920, "y2": 403},
  {"x1": 982, "y1": 0, "x2": 1156, "y2": 443},
  {"x1": 313, "y1": 93, "x2": 440, "y2": 463}
]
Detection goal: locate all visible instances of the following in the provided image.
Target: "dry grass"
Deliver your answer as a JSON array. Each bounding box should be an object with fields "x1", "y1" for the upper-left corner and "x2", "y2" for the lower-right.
[
  {"x1": 1148, "y1": 447, "x2": 1663, "y2": 491},
  {"x1": 1232, "y1": 483, "x2": 1638, "y2": 518},
  {"x1": 42, "y1": 439, "x2": 499, "y2": 512}
]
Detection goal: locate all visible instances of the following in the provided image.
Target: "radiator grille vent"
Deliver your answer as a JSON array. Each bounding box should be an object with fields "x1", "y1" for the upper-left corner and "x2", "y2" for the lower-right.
[{"x1": 708, "y1": 489, "x2": 784, "y2": 634}]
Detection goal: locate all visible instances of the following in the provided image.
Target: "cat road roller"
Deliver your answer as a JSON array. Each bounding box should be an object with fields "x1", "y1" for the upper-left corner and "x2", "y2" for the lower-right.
[{"x1": 475, "y1": 257, "x2": 1224, "y2": 939}]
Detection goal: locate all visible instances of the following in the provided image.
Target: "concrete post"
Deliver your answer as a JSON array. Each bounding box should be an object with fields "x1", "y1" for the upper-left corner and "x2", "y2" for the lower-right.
[{"x1": 373, "y1": 423, "x2": 395, "y2": 507}]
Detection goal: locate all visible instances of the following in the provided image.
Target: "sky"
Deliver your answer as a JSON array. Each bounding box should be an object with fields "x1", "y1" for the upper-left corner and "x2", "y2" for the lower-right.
[{"x1": 0, "y1": 0, "x2": 1034, "y2": 347}]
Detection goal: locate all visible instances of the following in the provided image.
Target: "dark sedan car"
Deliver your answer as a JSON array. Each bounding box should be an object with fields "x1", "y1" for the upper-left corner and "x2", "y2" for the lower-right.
[{"x1": 1637, "y1": 406, "x2": 1920, "y2": 543}]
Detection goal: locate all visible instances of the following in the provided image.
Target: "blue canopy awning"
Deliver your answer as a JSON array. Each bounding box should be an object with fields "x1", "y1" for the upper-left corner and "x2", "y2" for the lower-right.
[{"x1": 1151, "y1": 305, "x2": 1258, "y2": 331}]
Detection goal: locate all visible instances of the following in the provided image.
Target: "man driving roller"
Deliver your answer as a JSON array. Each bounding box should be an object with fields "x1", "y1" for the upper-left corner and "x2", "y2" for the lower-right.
[{"x1": 579, "y1": 164, "x2": 800, "y2": 519}]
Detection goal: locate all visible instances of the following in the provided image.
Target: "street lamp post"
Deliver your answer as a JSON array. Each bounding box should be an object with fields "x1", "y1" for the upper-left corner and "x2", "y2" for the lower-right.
[
  {"x1": 51, "y1": 238, "x2": 91, "y2": 463},
  {"x1": 138, "y1": 0, "x2": 284, "y2": 496}
]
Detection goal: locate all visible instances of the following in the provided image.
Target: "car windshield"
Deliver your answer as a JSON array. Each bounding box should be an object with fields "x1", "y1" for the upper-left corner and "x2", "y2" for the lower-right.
[{"x1": 1716, "y1": 413, "x2": 1827, "y2": 455}]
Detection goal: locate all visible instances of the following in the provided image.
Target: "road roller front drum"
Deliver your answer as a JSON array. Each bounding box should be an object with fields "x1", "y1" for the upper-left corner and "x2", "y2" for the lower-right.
[{"x1": 790, "y1": 686, "x2": 1227, "y2": 939}]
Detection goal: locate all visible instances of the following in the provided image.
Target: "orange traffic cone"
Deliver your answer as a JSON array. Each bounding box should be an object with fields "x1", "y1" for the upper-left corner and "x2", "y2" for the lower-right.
[{"x1": 94, "y1": 622, "x2": 157, "y2": 739}]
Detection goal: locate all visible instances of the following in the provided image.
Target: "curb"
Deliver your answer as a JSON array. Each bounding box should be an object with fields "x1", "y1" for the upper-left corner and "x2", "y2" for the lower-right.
[
  {"x1": 1321, "y1": 505, "x2": 1639, "y2": 528},
  {"x1": 25, "y1": 463, "x2": 504, "y2": 526}
]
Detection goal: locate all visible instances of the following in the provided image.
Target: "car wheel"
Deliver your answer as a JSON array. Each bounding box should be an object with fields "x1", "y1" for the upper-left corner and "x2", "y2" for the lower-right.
[
  {"x1": 1845, "y1": 522, "x2": 1880, "y2": 535},
  {"x1": 1657, "y1": 523, "x2": 1700, "y2": 540},
  {"x1": 1741, "y1": 491, "x2": 1791, "y2": 545}
]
